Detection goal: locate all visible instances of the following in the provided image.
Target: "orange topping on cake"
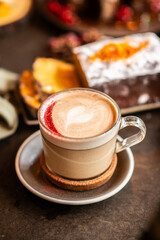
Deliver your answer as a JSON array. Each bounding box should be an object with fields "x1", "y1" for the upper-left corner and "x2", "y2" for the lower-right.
[{"x1": 90, "y1": 40, "x2": 149, "y2": 62}]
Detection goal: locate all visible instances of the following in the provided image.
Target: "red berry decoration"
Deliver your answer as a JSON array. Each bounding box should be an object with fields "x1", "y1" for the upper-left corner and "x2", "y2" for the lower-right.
[
  {"x1": 61, "y1": 6, "x2": 76, "y2": 24},
  {"x1": 47, "y1": 1, "x2": 62, "y2": 15},
  {"x1": 115, "y1": 5, "x2": 133, "y2": 22},
  {"x1": 47, "y1": 0, "x2": 79, "y2": 25},
  {"x1": 150, "y1": 0, "x2": 160, "y2": 12}
]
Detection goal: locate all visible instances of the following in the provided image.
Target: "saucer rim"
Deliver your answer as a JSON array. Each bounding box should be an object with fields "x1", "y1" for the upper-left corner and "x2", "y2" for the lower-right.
[{"x1": 15, "y1": 130, "x2": 134, "y2": 205}]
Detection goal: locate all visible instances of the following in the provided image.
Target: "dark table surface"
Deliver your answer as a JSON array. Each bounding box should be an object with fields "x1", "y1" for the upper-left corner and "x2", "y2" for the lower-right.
[{"x1": 0, "y1": 6, "x2": 160, "y2": 240}]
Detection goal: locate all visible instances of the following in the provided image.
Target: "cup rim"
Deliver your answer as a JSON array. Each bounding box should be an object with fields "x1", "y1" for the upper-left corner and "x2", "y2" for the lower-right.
[{"x1": 38, "y1": 88, "x2": 121, "y2": 142}]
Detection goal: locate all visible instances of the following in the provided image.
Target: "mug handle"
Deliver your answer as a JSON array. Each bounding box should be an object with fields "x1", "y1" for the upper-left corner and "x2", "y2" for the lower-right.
[{"x1": 116, "y1": 116, "x2": 146, "y2": 153}]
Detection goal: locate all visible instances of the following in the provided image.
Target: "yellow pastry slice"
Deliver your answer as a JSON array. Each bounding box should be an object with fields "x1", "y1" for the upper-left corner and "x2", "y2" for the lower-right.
[
  {"x1": 33, "y1": 58, "x2": 81, "y2": 98},
  {"x1": 19, "y1": 71, "x2": 41, "y2": 117}
]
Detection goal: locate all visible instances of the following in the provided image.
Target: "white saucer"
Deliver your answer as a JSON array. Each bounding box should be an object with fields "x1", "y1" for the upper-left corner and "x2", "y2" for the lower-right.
[{"x1": 15, "y1": 131, "x2": 134, "y2": 205}]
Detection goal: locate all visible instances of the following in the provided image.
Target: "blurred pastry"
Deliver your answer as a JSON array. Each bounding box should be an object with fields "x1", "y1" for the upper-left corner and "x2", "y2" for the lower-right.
[
  {"x1": 33, "y1": 58, "x2": 81, "y2": 101},
  {"x1": 0, "y1": 0, "x2": 32, "y2": 27},
  {"x1": 19, "y1": 71, "x2": 41, "y2": 118},
  {"x1": 19, "y1": 58, "x2": 81, "y2": 117},
  {"x1": 49, "y1": 30, "x2": 103, "y2": 62},
  {"x1": 49, "y1": 33, "x2": 82, "y2": 62}
]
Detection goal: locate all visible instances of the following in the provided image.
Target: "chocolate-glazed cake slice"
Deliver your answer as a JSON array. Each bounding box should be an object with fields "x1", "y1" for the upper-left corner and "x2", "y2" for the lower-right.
[{"x1": 73, "y1": 32, "x2": 160, "y2": 111}]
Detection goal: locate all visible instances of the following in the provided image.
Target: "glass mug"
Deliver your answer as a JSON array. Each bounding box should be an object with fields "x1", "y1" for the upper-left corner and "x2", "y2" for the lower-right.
[{"x1": 38, "y1": 88, "x2": 146, "y2": 180}]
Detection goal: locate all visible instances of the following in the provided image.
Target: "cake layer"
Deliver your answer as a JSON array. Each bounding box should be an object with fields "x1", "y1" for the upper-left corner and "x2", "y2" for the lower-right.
[
  {"x1": 94, "y1": 73, "x2": 160, "y2": 109},
  {"x1": 73, "y1": 32, "x2": 160, "y2": 109}
]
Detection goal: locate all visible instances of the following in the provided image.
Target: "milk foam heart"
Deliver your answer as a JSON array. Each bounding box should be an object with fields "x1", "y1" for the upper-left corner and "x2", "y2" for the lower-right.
[
  {"x1": 66, "y1": 106, "x2": 94, "y2": 127},
  {"x1": 43, "y1": 90, "x2": 117, "y2": 138}
]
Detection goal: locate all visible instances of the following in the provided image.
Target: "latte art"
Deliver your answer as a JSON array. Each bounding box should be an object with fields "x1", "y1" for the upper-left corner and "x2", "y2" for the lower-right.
[
  {"x1": 66, "y1": 106, "x2": 94, "y2": 127},
  {"x1": 43, "y1": 90, "x2": 117, "y2": 138}
]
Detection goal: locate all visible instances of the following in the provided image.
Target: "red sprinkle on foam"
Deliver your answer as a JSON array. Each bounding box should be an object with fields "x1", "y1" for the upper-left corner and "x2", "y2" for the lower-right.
[{"x1": 44, "y1": 101, "x2": 61, "y2": 135}]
